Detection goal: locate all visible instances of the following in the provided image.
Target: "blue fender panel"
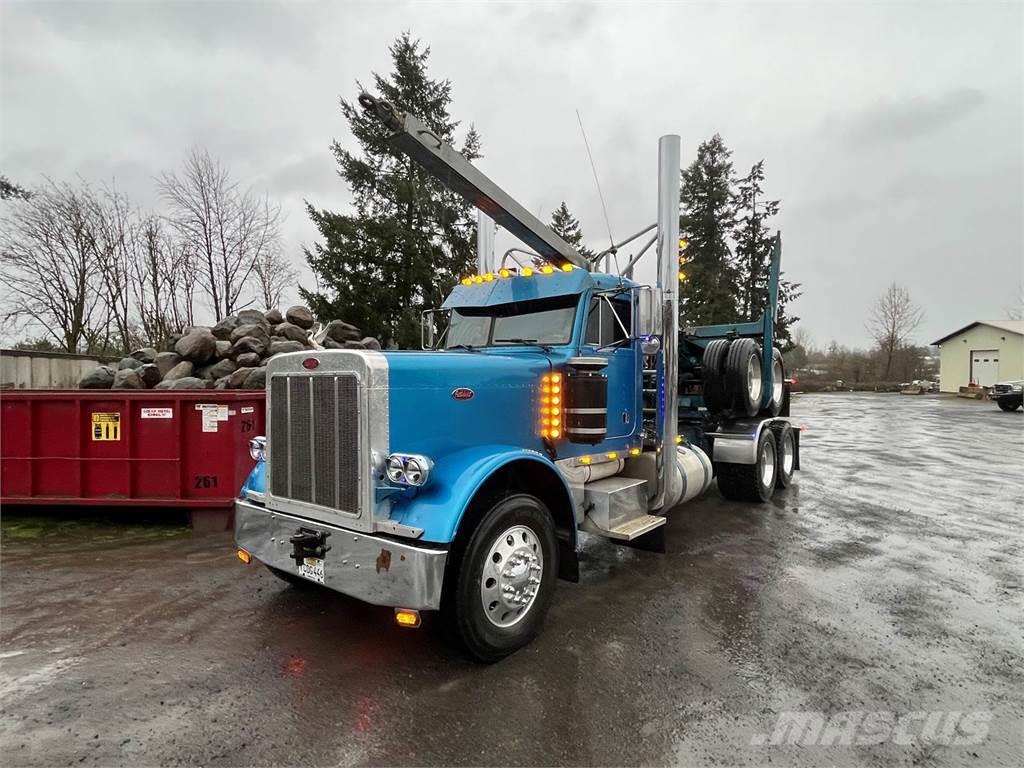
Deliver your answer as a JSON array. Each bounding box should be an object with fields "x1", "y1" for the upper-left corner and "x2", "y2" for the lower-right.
[
  {"x1": 388, "y1": 444, "x2": 575, "y2": 545},
  {"x1": 240, "y1": 458, "x2": 266, "y2": 497}
]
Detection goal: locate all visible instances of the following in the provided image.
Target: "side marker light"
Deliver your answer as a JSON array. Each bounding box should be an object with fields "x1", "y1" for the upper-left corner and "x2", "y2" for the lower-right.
[
  {"x1": 394, "y1": 609, "x2": 421, "y2": 628},
  {"x1": 237, "y1": 549, "x2": 251, "y2": 564}
]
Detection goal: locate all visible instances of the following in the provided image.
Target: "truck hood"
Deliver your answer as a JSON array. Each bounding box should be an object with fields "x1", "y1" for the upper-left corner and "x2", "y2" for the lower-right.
[{"x1": 383, "y1": 350, "x2": 553, "y2": 458}]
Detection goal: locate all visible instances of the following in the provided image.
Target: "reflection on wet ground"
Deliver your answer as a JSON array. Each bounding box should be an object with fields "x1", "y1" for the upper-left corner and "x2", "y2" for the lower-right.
[{"x1": 1, "y1": 394, "x2": 1021, "y2": 766}]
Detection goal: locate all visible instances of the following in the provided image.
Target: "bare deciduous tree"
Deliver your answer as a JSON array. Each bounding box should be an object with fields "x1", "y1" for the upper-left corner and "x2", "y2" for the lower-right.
[
  {"x1": 94, "y1": 185, "x2": 144, "y2": 352},
  {"x1": 0, "y1": 179, "x2": 109, "y2": 352},
  {"x1": 1005, "y1": 282, "x2": 1024, "y2": 321},
  {"x1": 867, "y1": 282, "x2": 924, "y2": 379},
  {"x1": 253, "y1": 246, "x2": 298, "y2": 310},
  {"x1": 125, "y1": 216, "x2": 197, "y2": 348},
  {"x1": 158, "y1": 149, "x2": 281, "y2": 320}
]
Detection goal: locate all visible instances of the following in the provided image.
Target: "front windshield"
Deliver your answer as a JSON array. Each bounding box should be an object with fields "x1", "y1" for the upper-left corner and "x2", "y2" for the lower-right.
[{"x1": 445, "y1": 295, "x2": 578, "y2": 348}]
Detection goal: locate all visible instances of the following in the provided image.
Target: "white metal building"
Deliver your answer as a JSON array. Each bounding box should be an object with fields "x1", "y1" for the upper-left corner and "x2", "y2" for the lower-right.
[{"x1": 930, "y1": 320, "x2": 1024, "y2": 392}]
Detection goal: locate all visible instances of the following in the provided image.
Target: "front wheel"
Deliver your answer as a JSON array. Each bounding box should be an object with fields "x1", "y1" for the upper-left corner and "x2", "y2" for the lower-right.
[
  {"x1": 446, "y1": 494, "x2": 558, "y2": 663},
  {"x1": 997, "y1": 398, "x2": 1022, "y2": 412}
]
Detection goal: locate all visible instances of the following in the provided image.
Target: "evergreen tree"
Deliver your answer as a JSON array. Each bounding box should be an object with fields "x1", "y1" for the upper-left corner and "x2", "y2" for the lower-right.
[
  {"x1": 301, "y1": 33, "x2": 481, "y2": 347},
  {"x1": 0, "y1": 174, "x2": 31, "y2": 201},
  {"x1": 678, "y1": 135, "x2": 740, "y2": 326},
  {"x1": 549, "y1": 201, "x2": 594, "y2": 259},
  {"x1": 734, "y1": 161, "x2": 801, "y2": 349}
]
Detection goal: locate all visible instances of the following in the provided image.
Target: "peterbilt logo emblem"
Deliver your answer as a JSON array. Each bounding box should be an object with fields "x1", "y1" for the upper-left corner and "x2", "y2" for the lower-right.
[{"x1": 451, "y1": 387, "x2": 475, "y2": 401}]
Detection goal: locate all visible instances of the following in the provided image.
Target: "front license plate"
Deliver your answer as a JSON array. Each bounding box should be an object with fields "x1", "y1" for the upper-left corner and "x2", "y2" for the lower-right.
[{"x1": 298, "y1": 557, "x2": 325, "y2": 584}]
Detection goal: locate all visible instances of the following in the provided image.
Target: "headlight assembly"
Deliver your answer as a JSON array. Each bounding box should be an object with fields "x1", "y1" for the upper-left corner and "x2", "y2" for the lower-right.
[
  {"x1": 249, "y1": 436, "x2": 266, "y2": 462},
  {"x1": 385, "y1": 453, "x2": 433, "y2": 487}
]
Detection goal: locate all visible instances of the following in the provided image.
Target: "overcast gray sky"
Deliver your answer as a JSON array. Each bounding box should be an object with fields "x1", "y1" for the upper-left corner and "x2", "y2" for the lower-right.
[{"x1": 2, "y1": 0, "x2": 1021, "y2": 348}]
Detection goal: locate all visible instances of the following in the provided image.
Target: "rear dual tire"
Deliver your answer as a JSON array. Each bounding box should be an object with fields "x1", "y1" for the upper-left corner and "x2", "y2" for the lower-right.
[
  {"x1": 716, "y1": 423, "x2": 796, "y2": 502},
  {"x1": 717, "y1": 428, "x2": 778, "y2": 502},
  {"x1": 772, "y1": 422, "x2": 796, "y2": 488}
]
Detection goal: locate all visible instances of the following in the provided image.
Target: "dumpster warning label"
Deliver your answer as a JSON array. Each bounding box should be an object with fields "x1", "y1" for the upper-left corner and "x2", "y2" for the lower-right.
[
  {"x1": 196, "y1": 404, "x2": 229, "y2": 432},
  {"x1": 141, "y1": 408, "x2": 173, "y2": 419},
  {"x1": 92, "y1": 412, "x2": 121, "y2": 441}
]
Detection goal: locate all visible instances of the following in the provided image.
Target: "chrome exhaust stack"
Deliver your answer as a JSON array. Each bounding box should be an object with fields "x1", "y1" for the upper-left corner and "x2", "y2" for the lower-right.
[
  {"x1": 476, "y1": 210, "x2": 495, "y2": 274},
  {"x1": 653, "y1": 134, "x2": 681, "y2": 511}
]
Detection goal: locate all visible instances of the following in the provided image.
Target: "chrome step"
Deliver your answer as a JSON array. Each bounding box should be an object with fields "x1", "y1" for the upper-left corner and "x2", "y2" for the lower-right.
[{"x1": 582, "y1": 514, "x2": 666, "y2": 541}]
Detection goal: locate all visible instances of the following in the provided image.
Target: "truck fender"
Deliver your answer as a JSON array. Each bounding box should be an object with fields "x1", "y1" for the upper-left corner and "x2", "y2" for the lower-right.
[{"x1": 387, "y1": 445, "x2": 579, "y2": 580}]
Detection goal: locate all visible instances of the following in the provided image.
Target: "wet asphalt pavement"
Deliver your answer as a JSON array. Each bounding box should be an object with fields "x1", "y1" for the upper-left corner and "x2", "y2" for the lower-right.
[{"x1": 1, "y1": 393, "x2": 1022, "y2": 767}]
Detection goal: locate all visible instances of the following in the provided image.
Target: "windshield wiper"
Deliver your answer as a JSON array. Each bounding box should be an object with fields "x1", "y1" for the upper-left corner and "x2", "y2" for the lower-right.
[
  {"x1": 447, "y1": 344, "x2": 478, "y2": 352},
  {"x1": 494, "y1": 338, "x2": 553, "y2": 353}
]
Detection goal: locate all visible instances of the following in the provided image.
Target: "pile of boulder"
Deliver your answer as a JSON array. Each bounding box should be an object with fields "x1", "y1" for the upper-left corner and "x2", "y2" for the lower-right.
[{"x1": 79, "y1": 306, "x2": 380, "y2": 390}]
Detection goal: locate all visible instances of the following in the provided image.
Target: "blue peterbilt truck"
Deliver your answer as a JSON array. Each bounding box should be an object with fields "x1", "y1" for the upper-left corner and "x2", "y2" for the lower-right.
[{"x1": 235, "y1": 94, "x2": 799, "y2": 661}]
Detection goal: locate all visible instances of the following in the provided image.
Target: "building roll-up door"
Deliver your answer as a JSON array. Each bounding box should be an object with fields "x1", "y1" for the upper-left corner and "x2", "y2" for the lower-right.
[{"x1": 970, "y1": 350, "x2": 999, "y2": 387}]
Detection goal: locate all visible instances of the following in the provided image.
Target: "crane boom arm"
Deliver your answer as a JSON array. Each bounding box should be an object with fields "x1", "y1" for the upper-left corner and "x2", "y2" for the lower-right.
[{"x1": 358, "y1": 93, "x2": 591, "y2": 271}]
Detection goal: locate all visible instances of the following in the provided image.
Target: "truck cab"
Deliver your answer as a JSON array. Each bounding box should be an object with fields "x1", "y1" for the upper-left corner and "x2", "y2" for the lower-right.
[{"x1": 235, "y1": 95, "x2": 799, "y2": 661}]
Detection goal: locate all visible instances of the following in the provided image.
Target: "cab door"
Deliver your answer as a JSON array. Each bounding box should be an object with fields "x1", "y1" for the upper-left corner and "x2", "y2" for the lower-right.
[{"x1": 580, "y1": 293, "x2": 639, "y2": 440}]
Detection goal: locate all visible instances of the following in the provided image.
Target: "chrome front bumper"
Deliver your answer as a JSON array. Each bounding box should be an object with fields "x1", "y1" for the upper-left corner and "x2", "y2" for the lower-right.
[{"x1": 235, "y1": 499, "x2": 448, "y2": 610}]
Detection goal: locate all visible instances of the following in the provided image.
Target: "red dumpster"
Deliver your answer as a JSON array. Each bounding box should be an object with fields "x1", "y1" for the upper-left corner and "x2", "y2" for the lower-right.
[{"x1": 0, "y1": 390, "x2": 265, "y2": 527}]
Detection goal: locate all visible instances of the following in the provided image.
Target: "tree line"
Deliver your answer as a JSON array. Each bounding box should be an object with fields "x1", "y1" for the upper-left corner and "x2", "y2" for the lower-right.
[
  {"x1": 300, "y1": 33, "x2": 802, "y2": 349},
  {"x1": 3, "y1": 32, "x2": 805, "y2": 356},
  {"x1": 1, "y1": 151, "x2": 294, "y2": 355}
]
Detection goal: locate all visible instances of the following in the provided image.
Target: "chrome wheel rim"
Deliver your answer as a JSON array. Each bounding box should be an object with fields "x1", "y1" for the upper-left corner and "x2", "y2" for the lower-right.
[
  {"x1": 772, "y1": 358, "x2": 784, "y2": 405},
  {"x1": 746, "y1": 355, "x2": 762, "y2": 404},
  {"x1": 781, "y1": 431, "x2": 795, "y2": 475},
  {"x1": 760, "y1": 437, "x2": 777, "y2": 488},
  {"x1": 480, "y1": 525, "x2": 543, "y2": 628}
]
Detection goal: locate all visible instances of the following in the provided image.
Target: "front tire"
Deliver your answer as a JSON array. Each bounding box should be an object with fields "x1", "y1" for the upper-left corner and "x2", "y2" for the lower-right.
[
  {"x1": 997, "y1": 398, "x2": 1021, "y2": 412},
  {"x1": 716, "y1": 427, "x2": 778, "y2": 502},
  {"x1": 447, "y1": 494, "x2": 558, "y2": 662}
]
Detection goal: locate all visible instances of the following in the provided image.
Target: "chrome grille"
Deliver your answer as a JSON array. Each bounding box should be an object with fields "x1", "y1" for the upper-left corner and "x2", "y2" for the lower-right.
[{"x1": 269, "y1": 373, "x2": 361, "y2": 514}]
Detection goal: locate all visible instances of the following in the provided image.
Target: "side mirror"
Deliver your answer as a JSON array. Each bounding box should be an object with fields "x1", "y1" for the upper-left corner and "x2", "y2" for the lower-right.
[
  {"x1": 420, "y1": 309, "x2": 449, "y2": 350},
  {"x1": 636, "y1": 286, "x2": 662, "y2": 337}
]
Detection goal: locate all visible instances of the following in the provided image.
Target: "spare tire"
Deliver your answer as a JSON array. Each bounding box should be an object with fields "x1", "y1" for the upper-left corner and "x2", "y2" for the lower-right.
[
  {"x1": 764, "y1": 347, "x2": 785, "y2": 417},
  {"x1": 701, "y1": 339, "x2": 731, "y2": 414},
  {"x1": 725, "y1": 338, "x2": 762, "y2": 418}
]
